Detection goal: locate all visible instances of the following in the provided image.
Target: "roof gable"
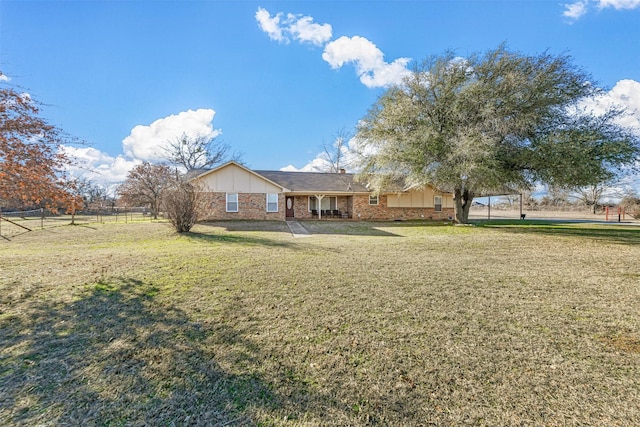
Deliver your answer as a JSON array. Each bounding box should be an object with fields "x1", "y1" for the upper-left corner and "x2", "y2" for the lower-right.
[{"x1": 192, "y1": 162, "x2": 288, "y2": 193}]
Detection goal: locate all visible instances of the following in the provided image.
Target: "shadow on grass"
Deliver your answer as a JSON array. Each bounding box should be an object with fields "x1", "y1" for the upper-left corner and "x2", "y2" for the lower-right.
[
  {"x1": 195, "y1": 219, "x2": 452, "y2": 238},
  {"x1": 475, "y1": 219, "x2": 640, "y2": 246},
  {"x1": 184, "y1": 228, "x2": 303, "y2": 249},
  {"x1": 0, "y1": 278, "x2": 355, "y2": 425},
  {"x1": 298, "y1": 220, "x2": 420, "y2": 237},
  {"x1": 199, "y1": 220, "x2": 290, "y2": 233},
  {"x1": 0, "y1": 223, "x2": 32, "y2": 241}
]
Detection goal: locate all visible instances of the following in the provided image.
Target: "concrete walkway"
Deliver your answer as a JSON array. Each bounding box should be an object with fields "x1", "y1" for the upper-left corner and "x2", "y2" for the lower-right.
[{"x1": 286, "y1": 220, "x2": 312, "y2": 238}]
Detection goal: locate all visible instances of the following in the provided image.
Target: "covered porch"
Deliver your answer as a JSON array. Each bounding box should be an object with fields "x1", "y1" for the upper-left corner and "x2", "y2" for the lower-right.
[{"x1": 285, "y1": 194, "x2": 356, "y2": 220}]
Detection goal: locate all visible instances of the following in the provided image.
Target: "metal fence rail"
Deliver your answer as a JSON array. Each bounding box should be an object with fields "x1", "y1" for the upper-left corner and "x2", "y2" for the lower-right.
[{"x1": 0, "y1": 207, "x2": 158, "y2": 240}]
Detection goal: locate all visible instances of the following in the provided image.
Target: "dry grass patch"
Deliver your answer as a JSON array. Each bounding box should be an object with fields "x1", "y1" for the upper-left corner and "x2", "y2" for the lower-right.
[
  {"x1": 1, "y1": 220, "x2": 640, "y2": 425},
  {"x1": 599, "y1": 335, "x2": 640, "y2": 354}
]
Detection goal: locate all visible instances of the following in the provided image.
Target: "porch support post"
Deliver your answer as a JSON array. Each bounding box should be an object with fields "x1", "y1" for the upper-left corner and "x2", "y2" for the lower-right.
[{"x1": 315, "y1": 194, "x2": 325, "y2": 220}]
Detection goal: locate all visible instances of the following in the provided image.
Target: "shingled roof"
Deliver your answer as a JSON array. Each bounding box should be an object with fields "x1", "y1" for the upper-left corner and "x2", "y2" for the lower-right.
[
  {"x1": 254, "y1": 170, "x2": 370, "y2": 194},
  {"x1": 189, "y1": 162, "x2": 372, "y2": 194}
]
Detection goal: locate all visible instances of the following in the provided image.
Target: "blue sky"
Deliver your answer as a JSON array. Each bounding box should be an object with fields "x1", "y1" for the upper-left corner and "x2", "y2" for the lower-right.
[{"x1": 1, "y1": 0, "x2": 639, "y2": 186}]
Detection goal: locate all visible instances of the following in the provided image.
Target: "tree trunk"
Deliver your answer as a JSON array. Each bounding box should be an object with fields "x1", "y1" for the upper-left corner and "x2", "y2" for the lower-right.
[
  {"x1": 152, "y1": 197, "x2": 159, "y2": 220},
  {"x1": 454, "y1": 187, "x2": 474, "y2": 224}
]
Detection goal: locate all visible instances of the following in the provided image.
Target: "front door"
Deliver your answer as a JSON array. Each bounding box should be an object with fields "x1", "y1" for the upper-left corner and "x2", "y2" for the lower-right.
[{"x1": 285, "y1": 196, "x2": 294, "y2": 218}]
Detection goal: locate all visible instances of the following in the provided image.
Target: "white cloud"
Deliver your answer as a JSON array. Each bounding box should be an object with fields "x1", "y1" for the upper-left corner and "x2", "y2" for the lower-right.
[
  {"x1": 255, "y1": 8, "x2": 332, "y2": 46},
  {"x1": 62, "y1": 146, "x2": 141, "y2": 186},
  {"x1": 61, "y1": 108, "x2": 221, "y2": 187},
  {"x1": 256, "y1": 8, "x2": 408, "y2": 88},
  {"x1": 122, "y1": 108, "x2": 220, "y2": 162},
  {"x1": 580, "y1": 79, "x2": 640, "y2": 132},
  {"x1": 597, "y1": 0, "x2": 640, "y2": 9},
  {"x1": 0, "y1": 73, "x2": 10, "y2": 82},
  {"x1": 563, "y1": 0, "x2": 640, "y2": 20},
  {"x1": 322, "y1": 36, "x2": 381, "y2": 71},
  {"x1": 281, "y1": 157, "x2": 331, "y2": 172},
  {"x1": 606, "y1": 79, "x2": 640, "y2": 131},
  {"x1": 287, "y1": 14, "x2": 332, "y2": 46},
  {"x1": 255, "y1": 7, "x2": 286, "y2": 43},
  {"x1": 322, "y1": 36, "x2": 411, "y2": 88},
  {"x1": 563, "y1": 1, "x2": 589, "y2": 19}
]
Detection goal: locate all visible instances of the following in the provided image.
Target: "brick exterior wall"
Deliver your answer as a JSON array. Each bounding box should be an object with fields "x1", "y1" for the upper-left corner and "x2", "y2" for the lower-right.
[
  {"x1": 292, "y1": 196, "x2": 311, "y2": 219},
  {"x1": 202, "y1": 192, "x2": 286, "y2": 221},
  {"x1": 352, "y1": 194, "x2": 454, "y2": 221},
  {"x1": 201, "y1": 192, "x2": 453, "y2": 221}
]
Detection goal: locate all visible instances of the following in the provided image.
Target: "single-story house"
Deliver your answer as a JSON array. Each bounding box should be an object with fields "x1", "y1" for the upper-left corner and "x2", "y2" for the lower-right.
[{"x1": 190, "y1": 161, "x2": 454, "y2": 221}]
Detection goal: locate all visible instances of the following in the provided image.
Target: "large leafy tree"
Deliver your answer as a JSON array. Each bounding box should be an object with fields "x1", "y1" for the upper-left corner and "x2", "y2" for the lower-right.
[
  {"x1": 356, "y1": 46, "x2": 639, "y2": 223},
  {"x1": 117, "y1": 162, "x2": 173, "y2": 219},
  {"x1": 1, "y1": 76, "x2": 74, "y2": 209}
]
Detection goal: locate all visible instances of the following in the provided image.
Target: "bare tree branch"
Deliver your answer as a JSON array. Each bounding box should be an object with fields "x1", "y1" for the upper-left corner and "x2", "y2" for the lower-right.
[
  {"x1": 320, "y1": 127, "x2": 354, "y2": 173},
  {"x1": 163, "y1": 133, "x2": 241, "y2": 171}
]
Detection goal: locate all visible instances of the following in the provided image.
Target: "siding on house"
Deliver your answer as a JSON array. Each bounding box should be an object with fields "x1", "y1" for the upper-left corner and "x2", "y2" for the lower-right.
[
  {"x1": 352, "y1": 194, "x2": 454, "y2": 220},
  {"x1": 197, "y1": 163, "x2": 284, "y2": 194},
  {"x1": 386, "y1": 186, "x2": 454, "y2": 209}
]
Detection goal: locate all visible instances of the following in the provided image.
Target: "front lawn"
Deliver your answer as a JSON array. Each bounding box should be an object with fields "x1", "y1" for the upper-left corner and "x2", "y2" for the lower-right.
[{"x1": 1, "y1": 220, "x2": 639, "y2": 425}]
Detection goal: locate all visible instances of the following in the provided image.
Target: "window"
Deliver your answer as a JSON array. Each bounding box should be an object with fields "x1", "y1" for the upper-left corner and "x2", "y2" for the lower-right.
[
  {"x1": 309, "y1": 196, "x2": 337, "y2": 211},
  {"x1": 266, "y1": 193, "x2": 278, "y2": 212},
  {"x1": 369, "y1": 195, "x2": 379, "y2": 205},
  {"x1": 434, "y1": 196, "x2": 442, "y2": 212},
  {"x1": 226, "y1": 193, "x2": 238, "y2": 212}
]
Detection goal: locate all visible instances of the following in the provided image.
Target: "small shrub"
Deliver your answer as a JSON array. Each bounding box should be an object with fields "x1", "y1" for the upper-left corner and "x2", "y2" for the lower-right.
[{"x1": 162, "y1": 180, "x2": 207, "y2": 233}]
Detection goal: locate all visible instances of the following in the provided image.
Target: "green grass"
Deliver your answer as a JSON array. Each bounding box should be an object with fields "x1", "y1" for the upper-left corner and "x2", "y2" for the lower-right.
[
  {"x1": 1, "y1": 220, "x2": 640, "y2": 426},
  {"x1": 475, "y1": 219, "x2": 640, "y2": 246}
]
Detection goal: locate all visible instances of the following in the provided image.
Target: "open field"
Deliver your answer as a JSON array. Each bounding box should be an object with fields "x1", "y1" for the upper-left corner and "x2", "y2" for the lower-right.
[{"x1": 1, "y1": 220, "x2": 640, "y2": 426}]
